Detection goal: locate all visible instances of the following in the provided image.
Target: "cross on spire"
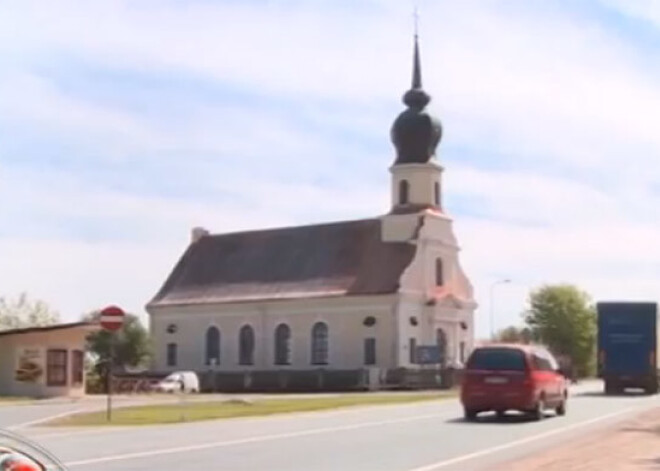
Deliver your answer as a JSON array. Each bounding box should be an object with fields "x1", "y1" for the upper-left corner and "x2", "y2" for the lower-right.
[
  {"x1": 413, "y1": 5, "x2": 419, "y2": 38},
  {"x1": 411, "y1": 5, "x2": 422, "y2": 90}
]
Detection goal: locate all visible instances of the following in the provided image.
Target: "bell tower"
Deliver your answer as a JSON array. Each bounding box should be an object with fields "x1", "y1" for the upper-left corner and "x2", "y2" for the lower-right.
[{"x1": 389, "y1": 33, "x2": 443, "y2": 215}]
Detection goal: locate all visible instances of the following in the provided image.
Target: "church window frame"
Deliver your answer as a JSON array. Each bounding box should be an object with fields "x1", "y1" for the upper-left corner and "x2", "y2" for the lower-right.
[
  {"x1": 436, "y1": 328, "x2": 447, "y2": 366},
  {"x1": 274, "y1": 323, "x2": 292, "y2": 365},
  {"x1": 435, "y1": 258, "x2": 444, "y2": 286},
  {"x1": 409, "y1": 337, "x2": 417, "y2": 364},
  {"x1": 364, "y1": 337, "x2": 377, "y2": 365},
  {"x1": 166, "y1": 343, "x2": 178, "y2": 367},
  {"x1": 205, "y1": 326, "x2": 221, "y2": 366},
  {"x1": 238, "y1": 324, "x2": 255, "y2": 366},
  {"x1": 399, "y1": 179, "x2": 410, "y2": 205},
  {"x1": 311, "y1": 322, "x2": 329, "y2": 365}
]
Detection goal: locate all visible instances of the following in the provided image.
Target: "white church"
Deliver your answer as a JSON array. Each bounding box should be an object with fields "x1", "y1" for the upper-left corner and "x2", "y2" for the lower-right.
[{"x1": 146, "y1": 36, "x2": 477, "y2": 390}]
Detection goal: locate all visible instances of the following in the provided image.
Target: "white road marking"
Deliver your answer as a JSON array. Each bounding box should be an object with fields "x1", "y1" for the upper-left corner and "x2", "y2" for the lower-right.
[
  {"x1": 405, "y1": 407, "x2": 640, "y2": 471},
  {"x1": 24, "y1": 426, "x2": 134, "y2": 440},
  {"x1": 62, "y1": 411, "x2": 451, "y2": 467},
  {"x1": 26, "y1": 395, "x2": 456, "y2": 440},
  {"x1": 7, "y1": 408, "x2": 87, "y2": 430}
]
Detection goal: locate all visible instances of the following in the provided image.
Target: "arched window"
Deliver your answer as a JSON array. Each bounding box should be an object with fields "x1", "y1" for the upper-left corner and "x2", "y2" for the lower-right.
[
  {"x1": 434, "y1": 182, "x2": 440, "y2": 206},
  {"x1": 239, "y1": 325, "x2": 255, "y2": 365},
  {"x1": 274, "y1": 323, "x2": 291, "y2": 365},
  {"x1": 436, "y1": 328, "x2": 447, "y2": 366},
  {"x1": 311, "y1": 322, "x2": 329, "y2": 365},
  {"x1": 435, "y1": 258, "x2": 444, "y2": 286},
  {"x1": 205, "y1": 326, "x2": 220, "y2": 365},
  {"x1": 399, "y1": 179, "x2": 409, "y2": 205}
]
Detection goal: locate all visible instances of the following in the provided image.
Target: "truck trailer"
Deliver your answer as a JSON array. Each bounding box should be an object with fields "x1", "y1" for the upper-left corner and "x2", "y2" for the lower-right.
[{"x1": 597, "y1": 301, "x2": 659, "y2": 395}]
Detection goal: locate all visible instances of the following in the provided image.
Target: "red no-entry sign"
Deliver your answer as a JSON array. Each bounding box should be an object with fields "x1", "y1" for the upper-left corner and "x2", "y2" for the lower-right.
[{"x1": 100, "y1": 305, "x2": 125, "y2": 332}]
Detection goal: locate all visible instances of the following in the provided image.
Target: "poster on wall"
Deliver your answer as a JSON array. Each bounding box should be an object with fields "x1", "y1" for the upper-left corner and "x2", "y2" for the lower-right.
[{"x1": 14, "y1": 347, "x2": 44, "y2": 383}]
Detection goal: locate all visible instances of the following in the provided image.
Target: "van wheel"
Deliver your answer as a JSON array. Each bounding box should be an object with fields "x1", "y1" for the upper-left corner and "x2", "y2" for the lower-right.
[
  {"x1": 556, "y1": 398, "x2": 566, "y2": 416},
  {"x1": 531, "y1": 398, "x2": 545, "y2": 421},
  {"x1": 464, "y1": 408, "x2": 478, "y2": 421}
]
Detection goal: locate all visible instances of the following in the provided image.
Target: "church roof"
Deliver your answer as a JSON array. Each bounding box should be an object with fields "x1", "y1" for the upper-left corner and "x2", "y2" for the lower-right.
[{"x1": 147, "y1": 218, "x2": 416, "y2": 308}]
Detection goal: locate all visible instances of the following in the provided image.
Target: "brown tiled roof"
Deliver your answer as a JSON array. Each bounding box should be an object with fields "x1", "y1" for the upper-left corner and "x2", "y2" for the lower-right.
[
  {"x1": 0, "y1": 321, "x2": 94, "y2": 337},
  {"x1": 148, "y1": 218, "x2": 416, "y2": 307}
]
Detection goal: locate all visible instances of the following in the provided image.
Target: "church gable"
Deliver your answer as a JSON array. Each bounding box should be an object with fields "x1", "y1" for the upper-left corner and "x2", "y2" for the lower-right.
[{"x1": 148, "y1": 218, "x2": 416, "y2": 307}]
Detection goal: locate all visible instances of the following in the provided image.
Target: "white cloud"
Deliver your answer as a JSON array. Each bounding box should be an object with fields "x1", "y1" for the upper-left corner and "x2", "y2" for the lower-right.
[
  {"x1": 1, "y1": 0, "x2": 660, "y2": 338},
  {"x1": 599, "y1": 0, "x2": 660, "y2": 27}
]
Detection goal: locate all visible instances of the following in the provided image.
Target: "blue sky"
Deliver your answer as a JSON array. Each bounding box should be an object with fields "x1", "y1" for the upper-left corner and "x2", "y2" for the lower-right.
[{"x1": 2, "y1": 0, "x2": 660, "y2": 338}]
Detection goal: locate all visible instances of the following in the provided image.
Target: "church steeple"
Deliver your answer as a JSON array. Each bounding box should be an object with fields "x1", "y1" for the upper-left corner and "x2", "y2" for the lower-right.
[
  {"x1": 388, "y1": 30, "x2": 444, "y2": 215},
  {"x1": 412, "y1": 34, "x2": 422, "y2": 88},
  {"x1": 403, "y1": 34, "x2": 430, "y2": 110},
  {"x1": 391, "y1": 33, "x2": 442, "y2": 165}
]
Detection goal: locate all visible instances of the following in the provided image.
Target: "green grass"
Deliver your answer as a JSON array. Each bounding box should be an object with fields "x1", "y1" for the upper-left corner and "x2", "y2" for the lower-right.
[
  {"x1": 0, "y1": 396, "x2": 30, "y2": 404},
  {"x1": 48, "y1": 392, "x2": 455, "y2": 426}
]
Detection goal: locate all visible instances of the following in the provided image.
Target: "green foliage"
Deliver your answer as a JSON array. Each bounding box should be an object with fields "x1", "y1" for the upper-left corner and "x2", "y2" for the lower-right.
[
  {"x1": 524, "y1": 284, "x2": 596, "y2": 377},
  {"x1": 495, "y1": 325, "x2": 535, "y2": 344},
  {"x1": 0, "y1": 293, "x2": 60, "y2": 330},
  {"x1": 82, "y1": 311, "x2": 152, "y2": 385},
  {"x1": 84, "y1": 359, "x2": 104, "y2": 394}
]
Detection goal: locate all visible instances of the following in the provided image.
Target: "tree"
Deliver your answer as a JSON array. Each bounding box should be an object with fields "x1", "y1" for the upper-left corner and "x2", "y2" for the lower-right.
[
  {"x1": 82, "y1": 311, "x2": 152, "y2": 387},
  {"x1": 495, "y1": 325, "x2": 535, "y2": 344},
  {"x1": 0, "y1": 293, "x2": 60, "y2": 330},
  {"x1": 524, "y1": 284, "x2": 597, "y2": 377}
]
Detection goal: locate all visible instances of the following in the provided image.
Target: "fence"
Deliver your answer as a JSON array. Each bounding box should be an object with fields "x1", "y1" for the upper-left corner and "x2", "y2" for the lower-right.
[
  {"x1": 99, "y1": 367, "x2": 462, "y2": 395},
  {"x1": 199, "y1": 367, "x2": 461, "y2": 393}
]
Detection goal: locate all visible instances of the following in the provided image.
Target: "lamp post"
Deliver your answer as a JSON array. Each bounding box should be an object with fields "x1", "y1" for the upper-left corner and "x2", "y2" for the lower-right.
[{"x1": 490, "y1": 278, "x2": 511, "y2": 340}]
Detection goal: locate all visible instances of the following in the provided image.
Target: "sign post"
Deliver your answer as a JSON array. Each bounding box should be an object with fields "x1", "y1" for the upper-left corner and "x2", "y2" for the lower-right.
[{"x1": 100, "y1": 305, "x2": 125, "y2": 422}]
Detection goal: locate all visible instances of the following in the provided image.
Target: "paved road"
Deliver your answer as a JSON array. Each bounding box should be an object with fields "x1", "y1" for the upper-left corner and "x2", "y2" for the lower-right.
[
  {"x1": 5, "y1": 381, "x2": 660, "y2": 471},
  {"x1": 0, "y1": 402, "x2": 90, "y2": 430}
]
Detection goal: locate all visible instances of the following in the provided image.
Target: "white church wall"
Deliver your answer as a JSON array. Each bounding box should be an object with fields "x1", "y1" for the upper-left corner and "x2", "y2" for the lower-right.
[
  {"x1": 389, "y1": 162, "x2": 442, "y2": 208},
  {"x1": 381, "y1": 213, "x2": 421, "y2": 242},
  {"x1": 388, "y1": 211, "x2": 477, "y2": 369},
  {"x1": 394, "y1": 296, "x2": 425, "y2": 367},
  {"x1": 148, "y1": 295, "x2": 398, "y2": 372}
]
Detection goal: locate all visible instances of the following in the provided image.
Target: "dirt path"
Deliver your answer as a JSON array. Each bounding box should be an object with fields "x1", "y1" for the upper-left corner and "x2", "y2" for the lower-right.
[{"x1": 501, "y1": 407, "x2": 660, "y2": 470}]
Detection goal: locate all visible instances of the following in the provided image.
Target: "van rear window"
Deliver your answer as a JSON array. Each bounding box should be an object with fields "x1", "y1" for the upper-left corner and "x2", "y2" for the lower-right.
[{"x1": 467, "y1": 348, "x2": 527, "y2": 371}]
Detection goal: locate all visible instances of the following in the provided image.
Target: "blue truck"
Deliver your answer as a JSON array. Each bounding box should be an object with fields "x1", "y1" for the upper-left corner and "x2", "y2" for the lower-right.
[{"x1": 597, "y1": 301, "x2": 659, "y2": 395}]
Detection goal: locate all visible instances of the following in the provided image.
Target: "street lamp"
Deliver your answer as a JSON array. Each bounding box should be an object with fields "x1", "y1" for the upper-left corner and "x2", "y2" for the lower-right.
[{"x1": 490, "y1": 278, "x2": 511, "y2": 340}]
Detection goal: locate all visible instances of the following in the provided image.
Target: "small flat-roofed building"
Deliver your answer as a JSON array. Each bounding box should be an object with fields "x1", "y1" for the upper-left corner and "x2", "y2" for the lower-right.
[{"x1": 0, "y1": 322, "x2": 96, "y2": 398}]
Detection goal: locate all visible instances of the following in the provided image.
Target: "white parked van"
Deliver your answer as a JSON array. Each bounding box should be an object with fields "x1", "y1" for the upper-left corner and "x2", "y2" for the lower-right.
[{"x1": 154, "y1": 371, "x2": 199, "y2": 394}]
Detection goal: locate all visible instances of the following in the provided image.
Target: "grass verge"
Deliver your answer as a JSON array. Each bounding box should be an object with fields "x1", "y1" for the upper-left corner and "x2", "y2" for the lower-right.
[
  {"x1": 0, "y1": 396, "x2": 30, "y2": 405},
  {"x1": 48, "y1": 392, "x2": 455, "y2": 426}
]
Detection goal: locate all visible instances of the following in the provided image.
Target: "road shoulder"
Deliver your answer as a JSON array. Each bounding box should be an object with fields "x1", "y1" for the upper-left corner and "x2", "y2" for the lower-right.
[{"x1": 500, "y1": 406, "x2": 660, "y2": 470}]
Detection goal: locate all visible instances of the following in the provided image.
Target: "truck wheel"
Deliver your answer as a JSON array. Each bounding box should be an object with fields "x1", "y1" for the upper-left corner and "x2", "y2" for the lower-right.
[{"x1": 464, "y1": 408, "x2": 478, "y2": 421}]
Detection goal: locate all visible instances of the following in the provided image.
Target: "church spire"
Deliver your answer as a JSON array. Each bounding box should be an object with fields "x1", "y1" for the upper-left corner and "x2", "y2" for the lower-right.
[
  {"x1": 412, "y1": 33, "x2": 422, "y2": 90},
  {"x1": 390, "y1": 26, "x2": 442, "y2": 165},
  {"x1": 402, "y1": 34, "x2": 431, "y2": 110}
]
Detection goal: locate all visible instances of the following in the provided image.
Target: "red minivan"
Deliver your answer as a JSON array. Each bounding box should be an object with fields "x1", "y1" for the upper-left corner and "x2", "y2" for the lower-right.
[{"x1": 460, "y1": 344, "x2": 568, "y2": 421}]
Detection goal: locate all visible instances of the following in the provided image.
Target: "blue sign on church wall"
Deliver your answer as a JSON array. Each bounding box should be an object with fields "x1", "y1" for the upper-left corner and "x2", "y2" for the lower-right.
[{"x1": 415, "y1": 345, "x2": 442, "y2": 365}]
